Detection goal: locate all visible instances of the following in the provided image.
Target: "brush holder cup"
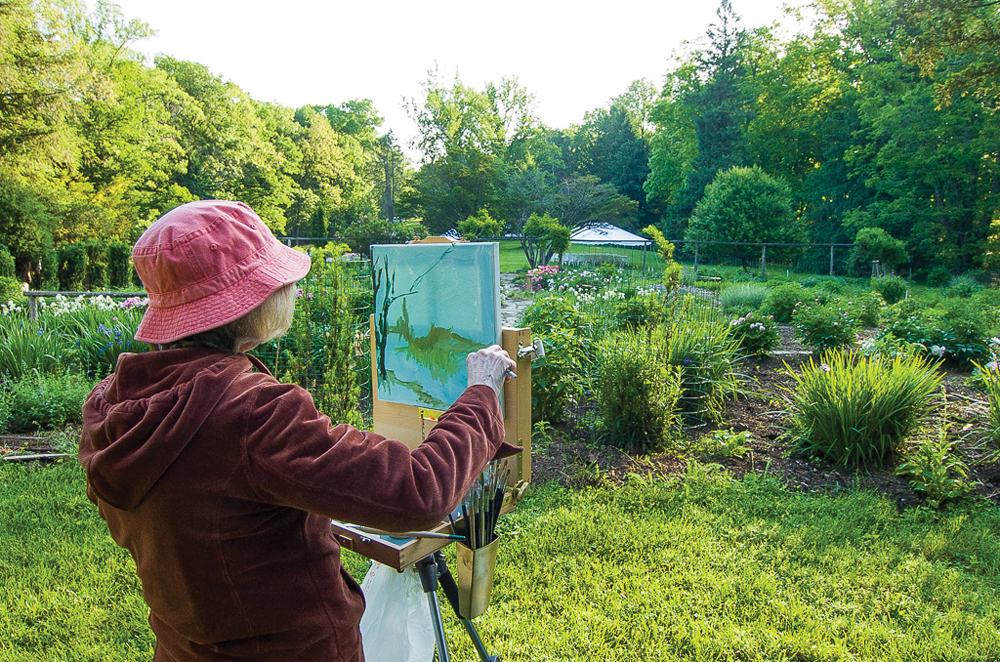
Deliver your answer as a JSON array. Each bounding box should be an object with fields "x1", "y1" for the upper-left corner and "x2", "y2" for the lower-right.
[{"x1": 455, "y1": 535, "x2": 501, "y2": 619}]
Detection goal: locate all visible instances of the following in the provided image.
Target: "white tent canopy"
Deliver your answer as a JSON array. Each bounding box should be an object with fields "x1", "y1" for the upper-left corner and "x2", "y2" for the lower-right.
[{"x1": 569, "y1": 223, "x2": 650, "y2": 247}]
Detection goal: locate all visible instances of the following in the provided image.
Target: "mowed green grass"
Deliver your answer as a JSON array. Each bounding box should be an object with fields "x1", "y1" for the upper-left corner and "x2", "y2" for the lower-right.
[{"x1": 4, "y1": 461, "x2": 1000, "y2": 661}]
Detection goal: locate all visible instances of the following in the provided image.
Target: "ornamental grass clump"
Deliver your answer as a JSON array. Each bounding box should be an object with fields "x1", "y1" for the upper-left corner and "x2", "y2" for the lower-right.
[
  {"x1": 596, "y1": 326, "x2": 681, "y2": 452},
  {"x1": 786, "y1": 350, "x2": 942, "y2": 467},
  {"x1": 668, "y1": 303, "x2": 742, "y2": 423},
  {"x1": 720, "y1": 283, "x2": 769, "y2": 313}
]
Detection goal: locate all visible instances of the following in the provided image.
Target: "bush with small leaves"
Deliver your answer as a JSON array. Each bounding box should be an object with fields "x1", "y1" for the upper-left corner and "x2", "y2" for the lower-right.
[
  {"x1": 792, "y1": 301, "x2": 857, "y2": 351},
  {"x1": 872, "y1": 275, "x2": 907, "y2": 305},
  {"x1": 3, "y1": 370, "x2": 94, "y2": 432},
  {"x1": 762, "y1": 281, "x2": 804, "y2": 323},
  {"x1": 596, "y1": 326, "x2": 681, "y2": 452},
  {"x1": 728, "y1": 312, "x2": 780, "y2": 357}
]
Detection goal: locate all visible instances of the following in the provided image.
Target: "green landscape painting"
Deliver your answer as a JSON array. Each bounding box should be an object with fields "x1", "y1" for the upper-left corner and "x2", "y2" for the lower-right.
[{"x1": 372, "y1": 242, "x2": 501, "y2": 410}]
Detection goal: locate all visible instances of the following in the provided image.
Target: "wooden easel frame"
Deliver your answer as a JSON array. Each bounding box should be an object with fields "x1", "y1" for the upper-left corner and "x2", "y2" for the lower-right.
[{"x1": 330, "y1": 241, "x2": 531, "y2": 571}]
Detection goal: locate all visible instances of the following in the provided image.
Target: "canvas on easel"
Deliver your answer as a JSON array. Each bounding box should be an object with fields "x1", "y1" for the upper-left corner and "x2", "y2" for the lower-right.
[{"x1": 371, "y1": 242, "x2": 501, "y2": 410}]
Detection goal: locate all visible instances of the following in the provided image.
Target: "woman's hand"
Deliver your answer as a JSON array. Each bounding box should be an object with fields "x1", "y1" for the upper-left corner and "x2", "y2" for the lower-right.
[{"x1": 466, "y1": 345, "x2": 517, "y2": 398}]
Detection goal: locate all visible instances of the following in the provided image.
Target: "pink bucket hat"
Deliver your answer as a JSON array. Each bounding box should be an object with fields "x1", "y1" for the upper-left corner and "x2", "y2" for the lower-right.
[{"x1": 132, "y1": 200, "x2": 311, "y2": 344}]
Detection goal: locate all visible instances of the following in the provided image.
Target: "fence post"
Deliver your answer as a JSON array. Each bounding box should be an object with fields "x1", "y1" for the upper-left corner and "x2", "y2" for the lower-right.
[
  {"x1": 29, "y1": 294, "x2": 37, "y2": 321},
  {"x1": 693, "y1": 243, "x2": 699, "y2": 275},
  {"x1": 830, "y1": 244, "x2": 835, "y2": 277},
  {"x1": 760, "y1": 244, "x2": 767, "y2": 279}
]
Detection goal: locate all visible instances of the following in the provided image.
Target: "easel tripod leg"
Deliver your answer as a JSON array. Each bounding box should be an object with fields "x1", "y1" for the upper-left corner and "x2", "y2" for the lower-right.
[
  {"x1": 433, "y1": 552, "x2": 502, "y2": 662},
  {"x1": 416, "y1": 556, "x2": 451, "y2": 662}
]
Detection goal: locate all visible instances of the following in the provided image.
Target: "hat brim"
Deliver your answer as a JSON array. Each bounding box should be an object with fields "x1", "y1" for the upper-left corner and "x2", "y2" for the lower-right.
[{"x1": 134, "y1": 244, "x2": 311, "y2": 345}]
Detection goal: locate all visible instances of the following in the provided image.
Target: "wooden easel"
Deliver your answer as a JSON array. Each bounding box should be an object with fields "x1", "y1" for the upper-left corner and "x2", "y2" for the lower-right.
[
  {"x1": 330, "y1": 237, "x2": 532, "y2": 569},
  {"x1": 329, "y1": 238, "x2": 533, "y2": 661}
]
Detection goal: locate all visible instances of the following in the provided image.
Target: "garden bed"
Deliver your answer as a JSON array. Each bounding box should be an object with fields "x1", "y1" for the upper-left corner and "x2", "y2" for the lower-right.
[{"x1": 528, "y1": 323, "x2": 1000, "y2": 510}]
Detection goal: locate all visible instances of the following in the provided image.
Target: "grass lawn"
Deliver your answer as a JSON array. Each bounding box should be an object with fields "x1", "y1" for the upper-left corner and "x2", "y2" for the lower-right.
[{"x1": 3, "y1": 460, "x2": 999, "y2": 661}]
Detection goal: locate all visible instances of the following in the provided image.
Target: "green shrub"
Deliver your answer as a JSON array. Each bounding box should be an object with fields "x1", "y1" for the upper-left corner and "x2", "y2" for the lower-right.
[
  {"x1": 720, "y1": 283, "x2": 769, "y2": 312},
  {"x1": 945, "y1": 274, "x2": 983, "y2": 299},
  {"x1": 0, "y1": 244, "x2": 15, "y2": 278},
  {"x1": 786, "y1": 350, "x2": 941, "y2": 467},
  {"x1": 520, "y1": 296, "x2": 591, "y2": 424},
  {"x1": 925, "y1": 266, "x2": 952, "y2": 287},
  {"x1": 57, "y1": 243, "x2": 88, "y2": 291},
  {"x1": 792, "y1": 301, "x2": 857, "y2": 351},
  {"x1": 699, "y1": 428, "x2": 753, "y2": 459},
  {"x1": 596, "y1": 326, "x2": 681, "y2": 452},
  {"x1": 106, "y1": 240, "x2": 132, "y2": 289},
  {"x1": 83, "y1": 240, "x2": 108, "y2": 290},
  {"x1": 728, "y1": 311, "x2": 780, "y2": 357},
  {"x1": 3, "y1": 370, "x2": 94, "y2": 432},
  {"x1": 613, "y1": 293, "x2": 663, "y2": 330},
  {"x1": 762, "y1": 282, "x2": 804, "y2": 323},
  {"x1": 872, "y1": 275, "x2": 907, "y2": 305},
  {"x1": 0, "y1": 387, "x2": 9, "y2": 432},
  {"x1": 0, "y1": 276, "x2": 25, "y2": 305},
  {"x1": 896, "y1": 428, "x2": 975, "y2": 509}
]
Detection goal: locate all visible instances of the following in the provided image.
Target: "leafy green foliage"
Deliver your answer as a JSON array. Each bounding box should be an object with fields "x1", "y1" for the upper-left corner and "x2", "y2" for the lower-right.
[
  {"x1": 945, "y1": 275, "x2": 983, "y2": 299},
  {"x1": 786, "y1": 351, "x2": 942, "y2": 467},
  {"x1": 850, "y1": 228, "x2": 908, "y2": 277},
  {"x1": 897, "y1": 427, "x2": 975, "y2": 509},
  {"x1": 106, "y1": 240, "x2": 132, "y2": 289},
  {"x1": 0, "y1": 244, "x2": 14, "y2": 278},
  {"x1": 699, "y1": 428, "x2": 753, "y2": 459},
  {"x1": 971, "y1": 357, "x2": 1000, "y2": 449},
  {"x1": 253, "y1": 247, "x2": 368, "y2": 428},
  {"x1": 762, "y1": 281, "x2": 804, "y2": 323},
  {"x1": 521, "y1": 213, "x2": 570, "y2": 269},
  {"x1": 1, "y1": 370, "x2": 94, "y2": 432},
  {"x1": 596, "y1": 326, "x2": 681, "y2": 452},
  {"x1": 872, "y1": 275, "x2": 907, "y2": 305},
  {"x1": 0, "y1": 276, "x2": 24, "y2": 305},
  {"x1": 792, "y1": 300, "x2": 858, "y2": 351},
  {"x1": 458, "y1": 208, "x2": 505, "y2": 239},
  {"x1": 56, "y1": 243, "x2": 87, "y2": 291},
  {"x1": 340, "y1": 218, "x2": 426, "y2": 259},
  {"x1": 728, "y1": 312, "x2": 780, "y2": 358},
  {"x1": 519, "y1": 296, "x2": 590, "y2": 424}
]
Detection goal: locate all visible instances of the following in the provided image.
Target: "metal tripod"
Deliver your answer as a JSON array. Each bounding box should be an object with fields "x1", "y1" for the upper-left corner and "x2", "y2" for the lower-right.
[{"x1": 415, "y1": 552, "x2": 501, "y2": 662}]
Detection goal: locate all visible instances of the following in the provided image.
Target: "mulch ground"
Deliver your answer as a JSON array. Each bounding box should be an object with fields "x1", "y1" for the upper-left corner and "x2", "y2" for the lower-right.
[{"x1": 531, "y1": 324, "x2": 1000, "y2": 508}]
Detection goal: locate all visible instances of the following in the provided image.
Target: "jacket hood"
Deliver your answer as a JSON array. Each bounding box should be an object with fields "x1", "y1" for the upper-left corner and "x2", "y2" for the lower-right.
[{"x1": 79, "y1": 348, "x2": 251, "y2": 510}]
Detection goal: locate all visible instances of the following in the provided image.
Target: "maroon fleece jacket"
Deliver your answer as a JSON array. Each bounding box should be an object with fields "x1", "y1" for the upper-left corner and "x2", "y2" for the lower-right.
[{"x1": 78, "y1": 347, "x2": 516, "y2": 661}]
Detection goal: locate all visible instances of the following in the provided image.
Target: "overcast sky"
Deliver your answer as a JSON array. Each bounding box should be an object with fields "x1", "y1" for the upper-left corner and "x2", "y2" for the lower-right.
[{"x1": 100, "y1": 0, "x2": 801, "y2": 158}]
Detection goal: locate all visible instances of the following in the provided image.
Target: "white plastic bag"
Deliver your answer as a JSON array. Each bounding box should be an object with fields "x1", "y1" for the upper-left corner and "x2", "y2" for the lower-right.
[{"x1": 359, "y1": 562, "x2": 434, "y2": 662}]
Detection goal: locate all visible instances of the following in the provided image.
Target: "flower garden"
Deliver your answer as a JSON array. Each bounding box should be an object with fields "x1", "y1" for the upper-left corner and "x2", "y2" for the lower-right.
[{"x1": 3, "y1": 248, "x2": 1000, "y2": 660}]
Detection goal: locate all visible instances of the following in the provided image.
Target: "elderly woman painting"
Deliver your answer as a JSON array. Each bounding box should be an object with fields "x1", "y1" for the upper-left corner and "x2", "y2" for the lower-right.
[{"x1": 78, "y1": 200, "x2": 518, "y2": 661}]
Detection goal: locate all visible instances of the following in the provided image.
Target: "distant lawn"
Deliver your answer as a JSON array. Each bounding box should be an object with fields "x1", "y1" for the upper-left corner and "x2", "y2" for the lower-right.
[{"x1": 4, "y1": 460, "x2": 999, "y2": 661}]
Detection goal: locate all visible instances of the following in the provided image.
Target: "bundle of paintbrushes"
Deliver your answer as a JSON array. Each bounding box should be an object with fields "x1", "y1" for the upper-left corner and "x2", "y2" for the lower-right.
[{"x1": 449, "y1": 459, "x2": 510, "y2": 549}]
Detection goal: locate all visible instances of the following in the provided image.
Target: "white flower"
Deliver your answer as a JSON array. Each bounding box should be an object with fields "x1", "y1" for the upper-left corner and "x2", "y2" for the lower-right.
[{"x1": 930, "y1": 345, "x2": 946, "y2": 358}]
